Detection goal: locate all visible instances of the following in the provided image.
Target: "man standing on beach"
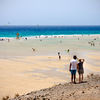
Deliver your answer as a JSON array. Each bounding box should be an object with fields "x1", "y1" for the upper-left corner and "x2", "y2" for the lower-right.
[{"x1": 69, "y1": 55, "x2": 78, "y2": 84}]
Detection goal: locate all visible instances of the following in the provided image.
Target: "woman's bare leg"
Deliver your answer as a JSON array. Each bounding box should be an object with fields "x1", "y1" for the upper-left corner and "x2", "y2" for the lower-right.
[
  {"x1": 79, "y1": 74, "x2": 81, "y2": 83},
  {"x1": 82, "y1": 74, "x2": 83, "y2": 81}
]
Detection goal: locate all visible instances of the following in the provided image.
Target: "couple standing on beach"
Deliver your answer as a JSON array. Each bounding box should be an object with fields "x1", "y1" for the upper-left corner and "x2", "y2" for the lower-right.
[{"x1": 69, "y1": 55, "x2": 84, "y2": 83}]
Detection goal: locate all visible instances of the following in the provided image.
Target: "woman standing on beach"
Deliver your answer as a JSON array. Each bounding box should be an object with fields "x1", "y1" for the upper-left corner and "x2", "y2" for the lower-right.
[{"x1": 77, "y1": 59, "x2": 85, "y2": 83}]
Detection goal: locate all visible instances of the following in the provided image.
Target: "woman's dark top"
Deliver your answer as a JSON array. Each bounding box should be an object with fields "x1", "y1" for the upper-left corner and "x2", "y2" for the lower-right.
[{"x1": 78, "y1": 62, "x2": 83, "y2": 70}]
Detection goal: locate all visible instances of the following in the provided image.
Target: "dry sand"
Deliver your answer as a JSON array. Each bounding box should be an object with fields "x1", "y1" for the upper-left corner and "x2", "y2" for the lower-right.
[
  {"x1": 0, "y1": 35, "x2": 100, "y2": 99},
  {"x1": 9, "y1": 74, "x2": 100, "y2": 100}
]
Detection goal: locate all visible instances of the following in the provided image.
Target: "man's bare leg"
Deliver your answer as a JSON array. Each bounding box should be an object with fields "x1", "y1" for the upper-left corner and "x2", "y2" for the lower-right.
[
  {"x1": 74, "y1": 74, "x2": 76, "y2": 83},
  {"x1": 71, "y1": 74, "x2": 73, "y2": 83}
]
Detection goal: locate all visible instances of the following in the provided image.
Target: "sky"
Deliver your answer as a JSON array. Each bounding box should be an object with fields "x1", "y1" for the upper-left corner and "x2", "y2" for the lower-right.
[{"x1": 0, "y1": 0, "x2": 100, "y2": 25}]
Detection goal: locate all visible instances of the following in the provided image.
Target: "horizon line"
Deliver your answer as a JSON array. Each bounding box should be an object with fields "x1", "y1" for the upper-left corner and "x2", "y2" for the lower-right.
[{"x1": 0, "y1": 25, "x2": 100, "y2": 27}]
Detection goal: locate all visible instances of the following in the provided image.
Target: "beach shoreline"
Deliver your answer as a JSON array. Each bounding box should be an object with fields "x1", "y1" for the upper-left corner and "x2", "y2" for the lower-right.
[{"x1": 0, "y1": 34, "x2": 100, "y2": 39}]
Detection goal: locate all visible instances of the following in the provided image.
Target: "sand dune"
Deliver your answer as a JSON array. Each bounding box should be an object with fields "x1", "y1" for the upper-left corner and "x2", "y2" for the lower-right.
[{"x1": 9, "y1": 74, "x2": 100, "y2": 100}]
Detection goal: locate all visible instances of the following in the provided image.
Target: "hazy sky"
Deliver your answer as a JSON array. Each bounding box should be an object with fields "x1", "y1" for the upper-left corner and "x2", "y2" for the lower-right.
[{"x1": 0, "y1": 0, "x2": 100, "y2": 25}]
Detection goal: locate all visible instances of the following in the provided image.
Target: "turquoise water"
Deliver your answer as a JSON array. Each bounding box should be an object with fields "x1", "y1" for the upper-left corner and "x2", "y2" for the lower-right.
[{"x1": 0, "y1": 26, "x2": 100, "y2": 37}]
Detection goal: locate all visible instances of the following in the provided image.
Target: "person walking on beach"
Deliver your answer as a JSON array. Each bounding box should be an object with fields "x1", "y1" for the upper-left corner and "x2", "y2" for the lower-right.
[
  {"x1": 69, "y1": 55, "x2": 78, "y2": 84},
  {"x1": 67, "y1": 49, "x2": 70, "y2": 53},
  {"x1": 58, "y1": 52, "x2": 61, "y2": 60},
  {"x1": 77, "y1": 59, "x2": 85, "y2": 83},
  {"x1": 16, "y1": 33, "x2": 19, "y2": 39},
  {"x1": 32, "y1": 48, "x2": 35, "y2": 52}
]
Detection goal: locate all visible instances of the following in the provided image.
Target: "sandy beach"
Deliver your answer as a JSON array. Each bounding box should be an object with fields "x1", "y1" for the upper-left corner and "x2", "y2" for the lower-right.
[
  {"x1": 0, "y1": 35, "x2": 100, "y2": 99},
  {"x1": 10, "y1": 74, "x2": 100, "y2": 100}
]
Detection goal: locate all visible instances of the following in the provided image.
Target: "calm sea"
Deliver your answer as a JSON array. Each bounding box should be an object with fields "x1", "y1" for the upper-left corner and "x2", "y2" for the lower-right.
[{"x1": 0, "y1": 26, "x2": 100, "y2": 37}]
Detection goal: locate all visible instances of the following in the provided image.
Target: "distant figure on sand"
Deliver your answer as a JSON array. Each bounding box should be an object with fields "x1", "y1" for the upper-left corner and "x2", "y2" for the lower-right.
[
  {"x1": 32, "y1": 48, "x2": 35, "y2": 52},
  {"x1": 77, "y1": 59, "x2": 85, "y2": 83},
  {"x1": 40, "y1": 39, "x2": 42, "y2": 42},
  {"x1": 25, "y1": 38, "x2": 27, "y2": 40},
  {"x1": 8, "y1": 39, "x2": 10, "y2": 42},
  {"x1": 67, "y1": 49, "x2": 70, "y2": 53},
  {"x1": 69, "y1": 55, "x2": 78, "y2": 84},
  {"x1": 58, "y1": 52, "x2": 61, "y2": 60}
]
